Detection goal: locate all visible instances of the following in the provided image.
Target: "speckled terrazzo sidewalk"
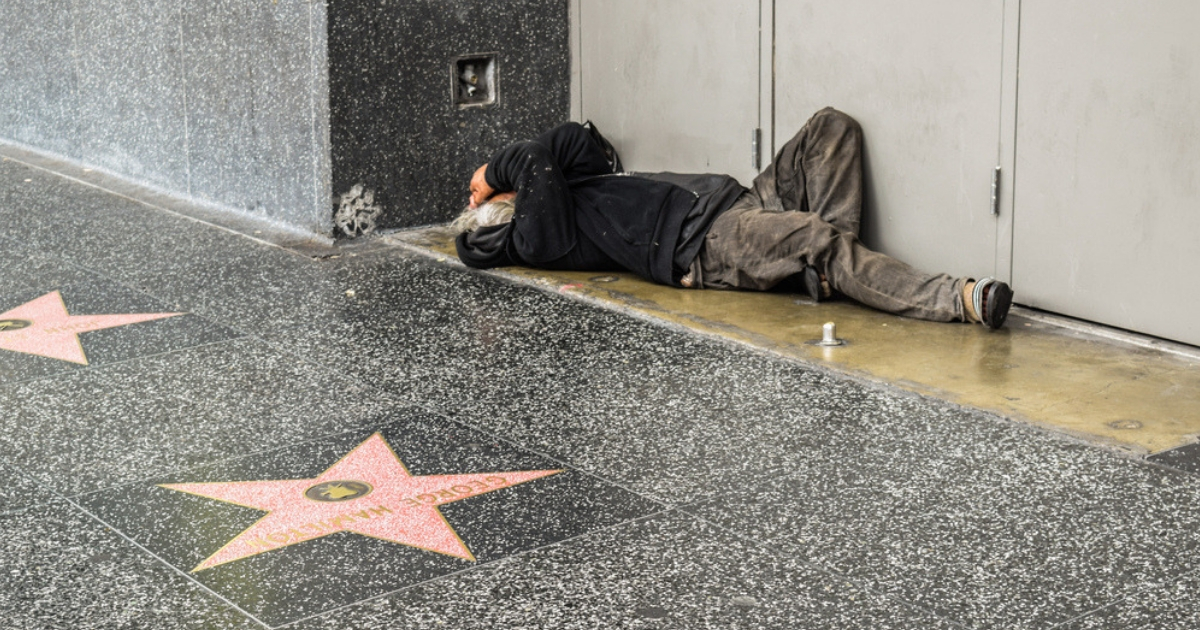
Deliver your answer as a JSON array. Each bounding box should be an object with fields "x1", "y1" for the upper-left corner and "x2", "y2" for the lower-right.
[{"x1": 3, "y1": 157, "x2": 1200, "y2": 630}]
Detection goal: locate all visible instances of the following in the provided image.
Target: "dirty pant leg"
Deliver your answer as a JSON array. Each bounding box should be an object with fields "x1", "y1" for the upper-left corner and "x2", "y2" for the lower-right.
[
  {"x1": 752, "y1": 107, "x2": 864, "y2": 236},
  {"x1": 823, "y1": 231, "x2": 968, "y2": 322},
  {"x1": 699, "y1": 206, "x2": 967, "y2": 322}
]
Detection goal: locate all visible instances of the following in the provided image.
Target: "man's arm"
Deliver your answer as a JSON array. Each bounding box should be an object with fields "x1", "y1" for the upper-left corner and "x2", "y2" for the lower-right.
[
  {"x1": 483, "y1": 141, "x2": 576, "y2": 264},
  {"x1": 468, "y1": 164, "x2": 495, "y2": 209},
  {"x1": 474, "y1": 122, "x2": 615, "y2": 205},
  {"x1": 463, "y1": 122, "x2": 615, "y2": 264},
  {"x1": 455, "y1": 223, "x2": 515, "y2": 269},
  {"x1": 532, "y1": 122, "x2": 617, "y2": 181}
]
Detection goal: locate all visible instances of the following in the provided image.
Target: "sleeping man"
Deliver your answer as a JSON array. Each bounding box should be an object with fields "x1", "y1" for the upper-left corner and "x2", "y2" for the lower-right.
[{"x1": 452, "y1": 108, "x2": 1013, "y2": 329}]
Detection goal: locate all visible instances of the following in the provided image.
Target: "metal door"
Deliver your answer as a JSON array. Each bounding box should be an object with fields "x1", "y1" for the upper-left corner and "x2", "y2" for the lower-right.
[
  {"x1": 1012, "y1": 1, "x2": 1200, "y2": 345},
  {"x1": 772, "y1": 1, "x2": 1009, "y2": 280},
  {"x1": 576, "y1": 0, "x2": 764, "y2": 185}
]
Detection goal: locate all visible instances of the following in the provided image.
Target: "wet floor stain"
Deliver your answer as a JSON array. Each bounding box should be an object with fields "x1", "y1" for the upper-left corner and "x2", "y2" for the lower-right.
[{"x1": 394, "y1": 227, "x2": 1200, "y2": 455}]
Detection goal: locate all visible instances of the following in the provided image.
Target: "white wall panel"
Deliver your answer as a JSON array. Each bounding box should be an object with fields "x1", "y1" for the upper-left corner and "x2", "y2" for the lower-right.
[
  {"x1": 578, "y1": 0, "x2": 762, "y2": 185},
  {"x1": 1013, "y1": 0, "x2": 1200, "y2": 345},
  {"x1": 773, "y1": 1, "x2": 1007, "y2": 280}
]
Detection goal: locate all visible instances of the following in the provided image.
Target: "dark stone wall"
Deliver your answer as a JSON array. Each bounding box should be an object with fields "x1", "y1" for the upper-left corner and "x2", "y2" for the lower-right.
[{"x1": 329, "y1": 0, "x2": 570, "y2": 231}]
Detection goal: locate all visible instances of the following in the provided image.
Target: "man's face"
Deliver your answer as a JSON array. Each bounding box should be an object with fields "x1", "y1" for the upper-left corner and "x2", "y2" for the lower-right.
[
  {"x1": 468, "y1": 164, "x2": 491, "y2": 209},
  {"x1": 468, "y1": 164, "x2": 516, "y2": 210}
]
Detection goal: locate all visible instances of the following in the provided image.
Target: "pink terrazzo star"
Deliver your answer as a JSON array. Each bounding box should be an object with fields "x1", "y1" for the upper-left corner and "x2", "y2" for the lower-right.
[
  {"x1": 161, "y1": 433, "x2": 563, "y2": 572},
  {"x1": 0, "y1": 291, "x2": 182, "y2": 364}
]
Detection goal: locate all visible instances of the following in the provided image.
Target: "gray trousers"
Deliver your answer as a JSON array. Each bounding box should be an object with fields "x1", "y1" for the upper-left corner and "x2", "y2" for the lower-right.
[{"x1": 692, "y1": 108, "x2": 968, "y2": 323}]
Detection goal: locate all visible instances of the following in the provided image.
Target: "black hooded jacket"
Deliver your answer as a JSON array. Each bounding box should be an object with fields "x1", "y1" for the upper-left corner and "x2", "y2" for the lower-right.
[{"x1": 455, "y1": 123, "x2": 745, "y2": 286}]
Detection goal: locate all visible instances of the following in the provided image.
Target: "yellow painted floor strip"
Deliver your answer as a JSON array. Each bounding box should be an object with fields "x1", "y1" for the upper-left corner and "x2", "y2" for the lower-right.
[{"x1": 392, "y1": 227, "x2": 1200, "y2": 455}]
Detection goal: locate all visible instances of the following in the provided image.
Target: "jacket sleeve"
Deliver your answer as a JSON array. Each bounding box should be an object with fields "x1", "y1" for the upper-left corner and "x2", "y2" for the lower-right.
[
  {"x1": 484, "y1": 123, "x2": 614, "y2": 190},
  {"x1": 484, "y1": 141, "x2": 577, "y2": 264},
  {"x1": 533, "y1": 122, "x2": 617, "y2": 181},
  {"x1": 455, "y1": 224, "x2": 516, "y2": 269}
]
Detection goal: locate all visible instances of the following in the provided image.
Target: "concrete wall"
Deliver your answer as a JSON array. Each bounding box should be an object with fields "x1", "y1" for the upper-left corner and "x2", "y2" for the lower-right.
[
  {"x1": 328, "y1": 0, "x2": 570, "y2": 231},
  {"x1": 0, "y1": 0, "x2": 332, "y2": 236}
]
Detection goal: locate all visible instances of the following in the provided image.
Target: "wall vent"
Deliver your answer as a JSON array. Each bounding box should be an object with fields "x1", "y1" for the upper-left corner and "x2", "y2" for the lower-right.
[{"x1": 452, "y1": 54, "x2": 498, "y2": 108}]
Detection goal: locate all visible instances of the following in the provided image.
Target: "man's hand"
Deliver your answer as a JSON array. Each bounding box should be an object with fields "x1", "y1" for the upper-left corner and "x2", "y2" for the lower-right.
[{"x1": 468, "y1": 164, "x2": 495, "y2": 209}]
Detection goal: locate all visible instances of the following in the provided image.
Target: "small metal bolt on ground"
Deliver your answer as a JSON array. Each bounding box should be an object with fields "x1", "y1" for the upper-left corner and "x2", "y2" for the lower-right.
[{"x1": 808, "y1": 321, "x2": 845, "y2": 347}]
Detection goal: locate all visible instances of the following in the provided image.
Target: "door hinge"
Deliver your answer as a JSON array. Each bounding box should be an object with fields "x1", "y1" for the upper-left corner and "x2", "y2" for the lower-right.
[
  {"x1": 990, "y1": 166, "x2": 1001, "y2": 216},
  {"x1": 752, "y1": 128, "x2": 762, "y2": 171}
]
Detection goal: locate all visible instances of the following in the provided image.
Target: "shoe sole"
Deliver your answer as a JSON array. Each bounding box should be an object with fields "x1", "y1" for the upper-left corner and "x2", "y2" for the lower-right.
[{"x1": 984, "y1": 282, "x2": 1014, "y2": 329}]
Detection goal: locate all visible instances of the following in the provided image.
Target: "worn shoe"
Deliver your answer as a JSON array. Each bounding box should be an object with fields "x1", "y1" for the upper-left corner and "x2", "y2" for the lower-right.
[
  {"x1": 802, "y1": 266, "x2": 832, "y2": 302},
  {"x1": 972, "y1": 277, "x2": 1013, "y2": 329}
]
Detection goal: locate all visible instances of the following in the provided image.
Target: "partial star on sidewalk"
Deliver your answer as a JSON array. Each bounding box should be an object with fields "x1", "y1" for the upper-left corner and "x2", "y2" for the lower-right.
[
  {"x1": 161, "y1": 433, "x2": 563, "y2": 572},
  {"x1": 0, "y1": 290, "x2": 182, "y2": 364}
]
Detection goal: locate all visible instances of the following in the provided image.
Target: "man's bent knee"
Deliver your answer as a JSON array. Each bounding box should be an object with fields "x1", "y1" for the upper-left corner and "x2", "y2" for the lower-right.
[{"x1": 810, "y1": 107, "x2": 861, "y2": 137}]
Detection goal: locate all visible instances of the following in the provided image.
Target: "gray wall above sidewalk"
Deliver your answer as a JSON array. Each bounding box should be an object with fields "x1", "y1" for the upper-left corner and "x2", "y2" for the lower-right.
[{"x1": 0, "y1": 0, "x2": 333, "y2": 237}]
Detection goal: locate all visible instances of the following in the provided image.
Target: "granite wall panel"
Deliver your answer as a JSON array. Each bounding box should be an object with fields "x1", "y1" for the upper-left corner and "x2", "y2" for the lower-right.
[
  {"x1": 328, "y1": 0, "x2": 571, "y2": 230},
  {"x1": 0, "y1": 0, "x2": 332, "y2": 236},
  {"x1": 181, "y1": 0, "x2": 331, "y2": 231},
  {"x1": 0, "y1": 0, "x2": 82, "y2": 159},
  {"x1": 71, "y1": 0, "x2": 190, "y2": 193}
]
